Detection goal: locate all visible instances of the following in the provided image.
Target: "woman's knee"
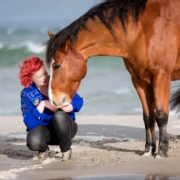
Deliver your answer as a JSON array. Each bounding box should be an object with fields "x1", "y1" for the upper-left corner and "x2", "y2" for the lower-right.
[
  {"x1": 27, "y1": 126, "x2": 49, "y2": 151},
  {"x1": 53, "y1": 111, "x2": 69, "y2": 124},
  {"x1": 71, "y1": 122, "x2": 78, "y2": 139},
  {"x1": 27, "y1": 135, "x2": 42, "y2": 151}
]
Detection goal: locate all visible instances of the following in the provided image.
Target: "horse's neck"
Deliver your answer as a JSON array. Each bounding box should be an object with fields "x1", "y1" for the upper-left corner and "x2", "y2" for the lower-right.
[{"x1": 74, "y1": 19, "x2": 132, "y2": 60}]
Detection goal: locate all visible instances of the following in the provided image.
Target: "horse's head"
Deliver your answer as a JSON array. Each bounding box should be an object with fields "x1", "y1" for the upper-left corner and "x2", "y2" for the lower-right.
[{"x1": 47, "y1": 32, "x2": 87, "y2": 107}]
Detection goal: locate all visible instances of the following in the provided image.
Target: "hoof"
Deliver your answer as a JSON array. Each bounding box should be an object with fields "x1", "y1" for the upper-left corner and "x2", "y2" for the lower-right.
[
  {"x1": 154, "y1": 154, "x2": 161, "y2": 159},
  {"x1": 142, "y1": 147, "x2": 154, "y2": 157},
  {"x1": 142, "y1": 151, "x2": 152, "y2": 157},
  {"x1": 157, "y1": 149, "x2": 169, "y2": 158},
  {"x1": 154, "y1": 153, "x2": 169, "y2": 159}
]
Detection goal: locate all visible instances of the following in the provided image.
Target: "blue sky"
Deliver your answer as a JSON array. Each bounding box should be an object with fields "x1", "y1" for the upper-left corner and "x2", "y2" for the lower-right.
[{"x1": 0, "y1": 0, "x2": 101, "y2": 27}]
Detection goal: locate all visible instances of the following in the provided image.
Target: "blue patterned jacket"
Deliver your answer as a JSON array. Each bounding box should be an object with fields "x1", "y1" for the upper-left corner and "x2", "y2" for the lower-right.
[{"x1": 20, "y1": 83, "x2": 83, "y2": 131}]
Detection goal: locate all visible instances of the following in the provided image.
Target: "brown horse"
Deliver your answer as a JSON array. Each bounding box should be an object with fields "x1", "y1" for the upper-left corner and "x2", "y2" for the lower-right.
[{"x1": 45, "y1": 0, "x2": 180, "y2": 158}]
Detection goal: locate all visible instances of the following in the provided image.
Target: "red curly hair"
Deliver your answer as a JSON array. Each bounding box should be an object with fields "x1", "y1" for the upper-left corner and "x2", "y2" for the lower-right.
[{"x1": 19, "y1": 56, "x2": 43, "y2": 88}]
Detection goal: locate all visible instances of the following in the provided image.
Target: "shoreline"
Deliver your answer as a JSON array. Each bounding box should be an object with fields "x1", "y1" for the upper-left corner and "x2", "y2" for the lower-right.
[
  {"x1": 1, "y1": 115, "x2": 180, "y2": 135},
  {"x1": 0, "y1": 116, "x2": 180, "y2": 180}
]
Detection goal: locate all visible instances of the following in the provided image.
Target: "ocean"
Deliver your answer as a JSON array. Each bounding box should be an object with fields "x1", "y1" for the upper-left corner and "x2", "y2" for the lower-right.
[{"x1": 0, "y1": 26, "x2": 179, "y2": 116}]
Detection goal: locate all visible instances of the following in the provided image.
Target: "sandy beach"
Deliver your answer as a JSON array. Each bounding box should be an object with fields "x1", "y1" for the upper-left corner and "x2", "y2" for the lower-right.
[{"x1": 0, "y1": 116, "x2": 180, "y2": 180}]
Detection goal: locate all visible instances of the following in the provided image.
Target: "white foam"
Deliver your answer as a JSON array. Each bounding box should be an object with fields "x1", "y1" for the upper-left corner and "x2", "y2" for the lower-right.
[
  {"x1": 25, "y1": 41, "x2": 45, "y2": 53},
  {"x1": 11, "y1": 142, "x2": 26, "y2": 146},
  {"x1": 7, "y1": 133, "x2": 26, "y2": 140},
  {"x1": 0, "y1": 164, "x2": 42, "y2": 180},
  {"x1": 41, "y1": 157, "x2": 56, "y2": 164},
  {"x1": 6, "y1": 133, "x2": 135, "y2": 142},
  {"x1": 74, "y1": 135, "x2": 135, "y2": 142},
  {"x1": 8, "y1": 41, "x2": 45, "y2": 54},
  {"x1": 0, "y1": 156, "x2": 57, "y2": 180},
  {"x1": 0, "y1": 171, "x2": 17, "y2": 180},
  {"x1": 0, "y1": 145, "x2": 61, "y2": 179},
  {"x1": 86, "y1": 132, "x2": 97, "y2": 135},
  {"x1": 7, "y1": 133, "x2": 136, "y2": 145}
]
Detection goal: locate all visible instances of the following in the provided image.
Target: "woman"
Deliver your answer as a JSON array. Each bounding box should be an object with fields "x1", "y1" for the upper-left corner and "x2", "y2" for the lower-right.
[{"x1": 19, "y1": 56, "x2": 83, "y2": 161}]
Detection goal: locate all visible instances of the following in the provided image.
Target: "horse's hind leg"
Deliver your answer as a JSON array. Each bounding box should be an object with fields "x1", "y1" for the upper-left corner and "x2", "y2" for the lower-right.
[
  {"x1": 153, "y1": 72, "x2": 170, "y2": 157},
  {"x1": 132, "y1": 78, "x2": 156, "y2": 156}
]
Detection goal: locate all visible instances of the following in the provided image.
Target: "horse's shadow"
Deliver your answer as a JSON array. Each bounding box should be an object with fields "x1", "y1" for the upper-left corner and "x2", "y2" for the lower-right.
[
  {"x1": 95, "y1": 144, "x2": 144, "y2": 156},
  {"x1": 74, "y1": 124, "x2": 154, "y2": 156},
  {"x1": 75, "y1": 124, "x2": 177, "y2": 156},
  {"x1": 73, "y1": 140, "x2": 145, "y2": 156}
]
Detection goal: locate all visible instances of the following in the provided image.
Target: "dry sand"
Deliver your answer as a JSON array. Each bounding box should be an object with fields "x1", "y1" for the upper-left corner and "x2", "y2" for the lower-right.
[{"x1": 0, "y1": 116, "x2": 180, "y2": 180}]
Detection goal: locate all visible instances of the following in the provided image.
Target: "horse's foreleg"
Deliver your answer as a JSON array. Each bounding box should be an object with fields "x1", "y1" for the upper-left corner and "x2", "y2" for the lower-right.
[
  {"x1": 132, "y1": 78, "x2": 156, "y2": 156},
  {"x1": 153, "y1": 72, "x2": 170, "y2": 157}
]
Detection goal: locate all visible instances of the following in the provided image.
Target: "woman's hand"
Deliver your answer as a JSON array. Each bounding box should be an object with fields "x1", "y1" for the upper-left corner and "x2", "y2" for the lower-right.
[
  {"x1": 44, "y1": 100, "x2": 58, "y2": 112},
  {"x1": 61, "y1": 104, "x2": 73, "y2": 112}
]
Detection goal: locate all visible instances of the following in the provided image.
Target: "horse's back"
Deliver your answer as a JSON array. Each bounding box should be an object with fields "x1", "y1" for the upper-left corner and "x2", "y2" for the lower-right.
[
  {"x1": 124, "y1": 0, "x2": 180, "y2": 82},
  {"x1": 138, "y1": 0, "x2": 180, "y2": 72}
]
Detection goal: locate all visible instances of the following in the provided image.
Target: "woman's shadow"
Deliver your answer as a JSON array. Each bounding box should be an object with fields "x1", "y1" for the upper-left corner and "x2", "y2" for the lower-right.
[{"x1": 0, "y1": 135, "x2": 34, "y2": 160}]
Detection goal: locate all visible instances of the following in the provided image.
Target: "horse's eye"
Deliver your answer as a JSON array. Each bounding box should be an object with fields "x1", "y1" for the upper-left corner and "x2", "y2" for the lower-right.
[{"x1": 53, "y1": 64, "x2": 61, "y2": 71}]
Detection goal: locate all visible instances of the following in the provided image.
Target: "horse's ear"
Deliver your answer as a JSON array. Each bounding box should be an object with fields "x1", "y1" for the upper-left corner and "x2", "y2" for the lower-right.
[
  {"x1": 47, "y1": 31, "x2": 54, "y2": 39},
  {"x1": 64, "y1": 39, "x2": 71, "y2": 52}
]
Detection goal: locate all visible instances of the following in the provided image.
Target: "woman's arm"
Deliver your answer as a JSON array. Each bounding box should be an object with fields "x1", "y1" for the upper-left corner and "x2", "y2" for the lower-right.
[
  {"x1": 21, "y1": 92, "x2": 45, "y2": 130},
  {"x1": 71, "y1": 93, "x2": 83, "y2": 112},
  {"x1": 37, "y1": 101, "x2": 45, "y2": 113}
]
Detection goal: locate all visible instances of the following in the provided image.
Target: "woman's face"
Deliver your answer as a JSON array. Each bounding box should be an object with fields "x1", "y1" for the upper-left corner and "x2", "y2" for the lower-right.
[{"x1": 31, "y1": 65, "x2": 49, "y2": 87}]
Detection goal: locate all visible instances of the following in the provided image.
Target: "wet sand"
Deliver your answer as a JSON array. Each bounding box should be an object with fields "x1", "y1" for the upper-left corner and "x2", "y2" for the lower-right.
[{"x1": 0, "y1": 116, "x2": 180, "y2": 180}]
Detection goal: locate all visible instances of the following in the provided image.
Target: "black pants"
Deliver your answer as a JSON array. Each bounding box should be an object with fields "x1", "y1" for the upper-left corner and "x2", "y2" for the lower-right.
[{"x1": 27, "y1": 111, "x2": 78, "y2": 153}]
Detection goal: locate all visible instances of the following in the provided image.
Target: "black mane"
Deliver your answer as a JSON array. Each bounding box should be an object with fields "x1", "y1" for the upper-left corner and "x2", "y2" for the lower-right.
[{"x1": 46, "y1": 0, "x2": 148, "y2": 66}]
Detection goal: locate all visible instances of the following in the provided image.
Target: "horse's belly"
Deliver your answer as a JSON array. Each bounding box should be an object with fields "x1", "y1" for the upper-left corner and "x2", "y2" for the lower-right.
[
  {"x1": 124, "y1": 59, "x2": 153, "y2": 85},
  {"x1": 137, "y1": 70, "x2": 152, "y2": 85},
  {"x1": 171, "y1": 69, "x2": 180, "y2": 81},
  {"x1": 171, "y1": 56, "x2": 180, "y2": 81}
]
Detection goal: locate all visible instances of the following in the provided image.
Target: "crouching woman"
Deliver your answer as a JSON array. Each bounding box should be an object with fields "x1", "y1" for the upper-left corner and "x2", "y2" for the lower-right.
[{"x1": 19, "y1": 56, "x2": 83, "y2": 161}]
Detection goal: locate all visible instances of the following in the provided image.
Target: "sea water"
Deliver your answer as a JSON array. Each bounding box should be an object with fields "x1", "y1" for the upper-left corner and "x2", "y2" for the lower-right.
[{"x1": 0, "y1": 27, "x2": 179, "y2": 116}]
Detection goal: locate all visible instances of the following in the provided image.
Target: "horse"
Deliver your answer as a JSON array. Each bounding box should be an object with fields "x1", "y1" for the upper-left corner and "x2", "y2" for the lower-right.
[{"x1": 45, "y1": 0, "x2": 180, "y2": 158}]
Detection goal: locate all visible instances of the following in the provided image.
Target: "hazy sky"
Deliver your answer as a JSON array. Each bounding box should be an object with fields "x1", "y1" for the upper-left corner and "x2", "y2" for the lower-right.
[{"x1": 0, "y1": 0, "x2": 101, "y2": 27}]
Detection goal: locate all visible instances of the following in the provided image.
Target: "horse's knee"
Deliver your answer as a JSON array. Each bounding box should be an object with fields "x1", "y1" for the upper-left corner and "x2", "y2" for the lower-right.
[{"x1": 155, "y1": 111, "x2": 168, "y2": 127}]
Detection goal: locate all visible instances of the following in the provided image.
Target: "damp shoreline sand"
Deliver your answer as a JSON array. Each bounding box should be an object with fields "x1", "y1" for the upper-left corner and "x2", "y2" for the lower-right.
[{"x1": 0, "y1": 116, "x2": 180, "y2": 180}]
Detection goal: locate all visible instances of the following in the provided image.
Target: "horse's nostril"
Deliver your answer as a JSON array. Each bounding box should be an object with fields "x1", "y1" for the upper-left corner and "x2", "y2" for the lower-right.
[{"x1": 52, "y1": 101, "x2": 57, "y2": 106}]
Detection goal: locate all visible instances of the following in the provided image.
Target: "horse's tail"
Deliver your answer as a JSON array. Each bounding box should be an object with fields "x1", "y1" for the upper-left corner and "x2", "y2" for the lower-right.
[{"x1": 169, "y1": 88, "x2": 180, "y2": 115}]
